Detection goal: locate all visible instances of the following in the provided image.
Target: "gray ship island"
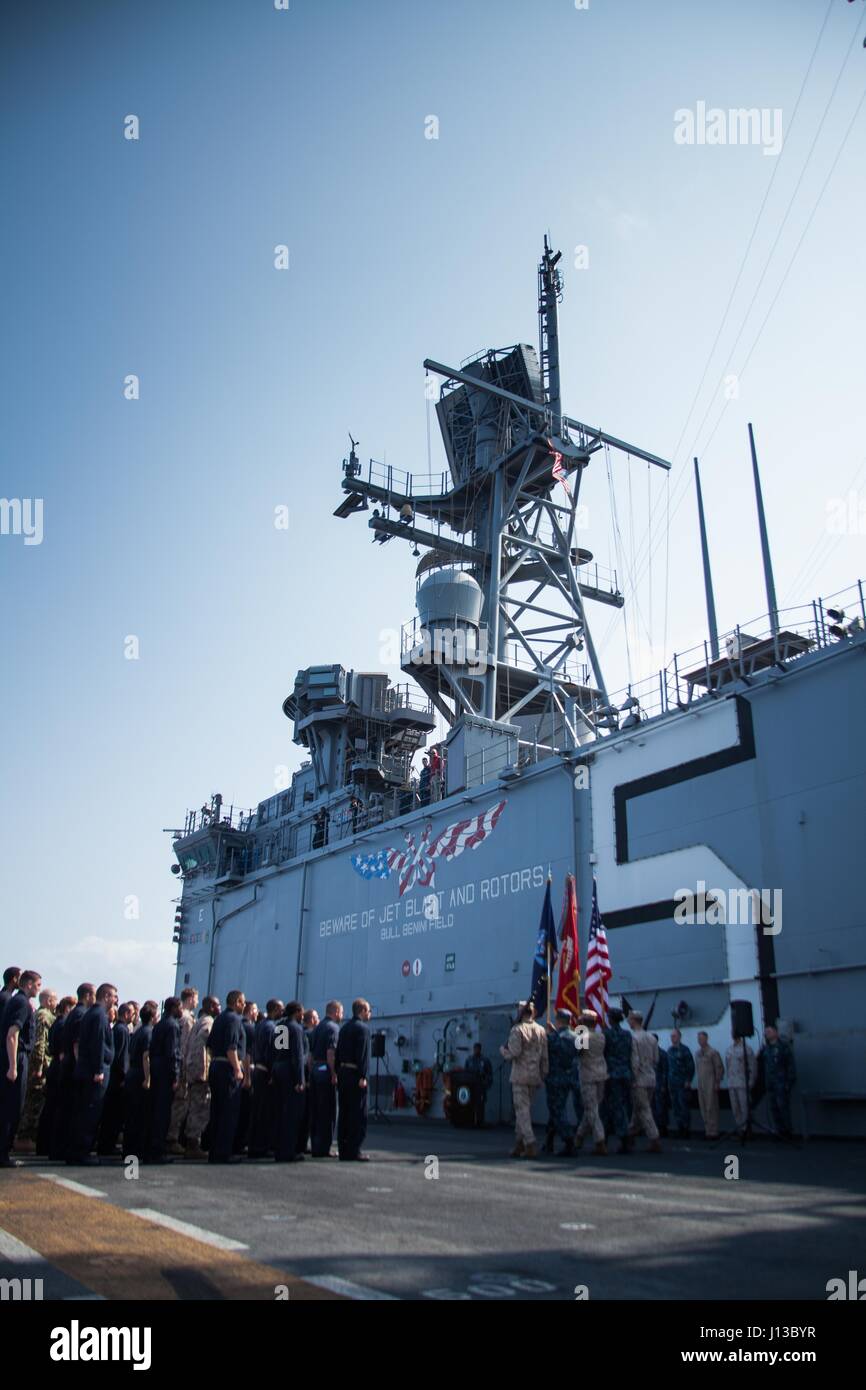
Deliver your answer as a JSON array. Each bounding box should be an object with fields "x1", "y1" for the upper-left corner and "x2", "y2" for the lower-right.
[{"x1": 169, "y1": 242, "x2": 866, "y2": 1138}]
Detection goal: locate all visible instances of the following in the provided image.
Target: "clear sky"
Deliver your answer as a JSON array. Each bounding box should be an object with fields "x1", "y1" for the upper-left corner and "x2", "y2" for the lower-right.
[{"x1": 2, "y1": 0, "x2": 864, "y2": 1003}]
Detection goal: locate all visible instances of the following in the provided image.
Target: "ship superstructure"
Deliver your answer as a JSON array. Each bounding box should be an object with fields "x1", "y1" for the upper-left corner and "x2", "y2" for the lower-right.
[{"x1": 170, "y1": 245, "x2": 866, "y2": 1137}]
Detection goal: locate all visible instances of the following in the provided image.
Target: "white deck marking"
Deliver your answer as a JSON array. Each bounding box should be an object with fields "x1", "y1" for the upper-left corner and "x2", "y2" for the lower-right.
[
  {"x1": 127, "y1": 1208, "x2": 249, "y2": 1251},
  {"x1": 0, "y1": 1226, "x2": 49, "y2": 1262},
  {"x1": 0, "y1": 1224, "x2": 106, "y2": 1299},
  {"x1": 307, "y1": 1274, "x2": 398, "y2": 1301},
  {"x1": 34, "y1": 1173, "x2": 106, "y2": 1199}
]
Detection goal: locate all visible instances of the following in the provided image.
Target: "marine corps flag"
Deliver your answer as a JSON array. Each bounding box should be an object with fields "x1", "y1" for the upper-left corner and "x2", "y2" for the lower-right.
[{"x1": 554, "y1": 873, "x2": 580, "y2": 1017}]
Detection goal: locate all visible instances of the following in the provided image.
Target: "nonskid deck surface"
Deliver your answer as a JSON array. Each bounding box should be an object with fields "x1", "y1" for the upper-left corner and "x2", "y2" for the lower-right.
[{"x1": 2, "y1": 1126, "x2": 864, "y2": 1302}]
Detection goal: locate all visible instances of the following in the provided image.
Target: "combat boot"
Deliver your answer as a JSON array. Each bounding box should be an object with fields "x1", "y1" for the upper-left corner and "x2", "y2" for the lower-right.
[
  {"x1": 167, "y1": 1141, "x2": 185, "y2": 1157},
  {"x1": 618, "y1": 1136, "x2": 634, "y2": 1154},
  {"x1": 542, "y1": 1130, "x2": 555, "y2": 1154},
  {"x1": 523, "y1": 1142, "x2": 538, "y2": 1159},
  {"x1": 593, "y1": 1140, "x2": 608, "y2": 1156},
  {"x1": 509, "y1": 1139, "x2": 525, "y2": 1158},
  {"x1": 184, "y1": 1140, "x2": 207, "y2": 1160},
  {"x1": 558, "y1": 1137, "x2": 575, "y2": 1157},
  {"x1": 648, "y1": 1138, "x2": 662, "y2": 1153}
]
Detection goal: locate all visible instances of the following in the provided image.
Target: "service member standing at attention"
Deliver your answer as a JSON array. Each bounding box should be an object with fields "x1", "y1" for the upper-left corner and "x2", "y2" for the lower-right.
[
  {"x1": 98, "y1": 1001, "x2": 134, "y2": 1156},
  {"x1": 544, "y1": 1010, "x2": 580, "y2": 1156},
  {"x1": 234, "y1": 1001, "x2": 258, "y2": 1155},
  {"x1": 68, "y1": 982, "x2": 117, "y2": 1166},
  {"x1": 297, "y1": 1007, "x2": 319, "y2": 1156},
  {"x1": 601, "y1": 1008, "x2": 633, "y2": 1154},
  {"x1": 36, "y1": 996, "x2": 75, "y2": 1156},
  {"x1": 695, "y1": 1031, "x2": 724, "y2": 1140},
  {"x1": 273, "y1": 1001, "x2": 307, "y2": 1162},
  {"x1": 499, "y1": 1000, "x2": 548, "y2": 1159},
  {"x1": 248, "y1": 998, "x2": 283, "y2": 1159},
  {"x1": 336, "y1": 998, "x2": 372, "y2": 1162},
  {"x1": 0, "y1": 970, "x2": 42, "y2": 1167},
  {"x1": 725, "y1": 1030, "x2": 758, "y2": 1136},
  {"x1": 166, "y1": 986, "x2": 198, "y2": 1156},
  {"x1": 628, "y1": 1011, "x2": 661, "y2": 1152},
  {"x1": 573, "y1": 1010, "x2": 608, "y2": 1156},
  {"x1": 760, "y1": 1025, "x2": 797, "y2": 1139},
  {"x1": 183, "y1": 996, "x2": 219, "y2": 1159},
  {"x1": 149, "y1": 996, "x2": 183, "y2": 1163},
  {"x1": 207, "y1": 990, "x2": 247, "y2": 1164},
  {"x1": 51, "y1": 982, "x2": 95, "y2": 1160},
  {"x1": 18, "y1": 988, "x2": 57, "y2": 1147},
  {"x1": 123, "y1": 1002, "x2": 157, "y2": 1161},
  {"x1": 666, "y1": 1028, "x2": 695, "y2": 1138},
  {"x1": 309, "y1": 1000, "x2": 343, "y2": 1158}
]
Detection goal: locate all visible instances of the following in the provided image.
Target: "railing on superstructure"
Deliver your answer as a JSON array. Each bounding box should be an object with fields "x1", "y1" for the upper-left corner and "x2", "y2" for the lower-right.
[
  {"x1": 607, "y1": 581, "x2": 865, "y2": 726},
  {"x1": 179, "y1": 803, "x2": 256, "y2": 837},
  {"x1": 351, "y1": 456, "x2": 452, "y2": 499}
]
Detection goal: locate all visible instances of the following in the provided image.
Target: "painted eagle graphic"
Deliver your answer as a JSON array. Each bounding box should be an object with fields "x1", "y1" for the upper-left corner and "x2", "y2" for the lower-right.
[{"x1": 350, "y1": 801, "x2": 506, "y2": 897}]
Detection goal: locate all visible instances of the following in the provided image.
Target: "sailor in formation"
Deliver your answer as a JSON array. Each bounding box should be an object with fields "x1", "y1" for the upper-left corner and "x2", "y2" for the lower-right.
[{"x1": 0, "y1": 959, "x2": 799, "y2": 1164}]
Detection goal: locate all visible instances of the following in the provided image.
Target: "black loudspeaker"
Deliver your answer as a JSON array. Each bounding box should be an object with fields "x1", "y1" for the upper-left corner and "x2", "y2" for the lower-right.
[
  {"x1": 731, "y1": 999, "x2": 754, "y2": 1039},
  {"x1": 371, "y1": 1031, "x2": 386, "y2": 1059}
]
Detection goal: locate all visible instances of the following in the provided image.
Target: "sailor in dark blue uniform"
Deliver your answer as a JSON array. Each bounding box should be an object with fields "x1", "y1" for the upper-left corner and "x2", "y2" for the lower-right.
[
  {"x1": 233, "y1": 1002, "x2": 258, "y2": 1154},
  {"x1": 309, "y1": 1000, "x2": 343, "y2": 1157},
  {"x1": 36, "y1": 997, "x2": 74, "y2": 1156},
  {"x1": 336, "y1": 998, "x2": 372, "y2": 1161},
  {"x1": 124, "y1": 1002, "x2": 157, "y2": 1160},
  {"x1": 0, "y1": 970, "x2": 41, "y2": 1166},
  {"x1": 0, "y1": 967, "x2": 22, "y2": 1019},
  {"x1": 273, "y1": 1001, "x2": 306, "y2": 1162},
  {"x1": 248, "y1": 999, "x2": 282, "y2": 1159},
  {"x1": 67, "y1": 983, "x2": 117, "y2": 1165},
  {"x1": 207, "y1": 990, "x2": 248, "y2": 1163},
  {"x1": 97, "y1": 1002, "x2": 134, "y2": 1155},
  {"x1": 50, "y1": 982, "x2": 96, "y2": 1160},
  {"x1": 148, "y1": 996, "x2": 182, "y2": 1162}
]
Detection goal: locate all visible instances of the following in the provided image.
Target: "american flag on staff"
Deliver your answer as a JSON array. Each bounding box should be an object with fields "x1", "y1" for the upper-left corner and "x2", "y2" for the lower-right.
[
  {"x1": 547, "y1": 438, "x2": 572, "y2": 498},
  {"x1": 584, "y1": 878, "x2": 611, "y2": 1024}
]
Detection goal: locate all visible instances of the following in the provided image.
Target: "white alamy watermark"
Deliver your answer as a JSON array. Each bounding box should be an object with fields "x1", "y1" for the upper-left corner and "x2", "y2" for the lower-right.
[
  {"x1": 674, "y1": 102, "x2": 783, "y2": 156},
  {"x1": 1, "y1": 1277, "x2": 43, "y2": 1300},
  {"x1": 50, "y1": 1322, "x2": 151, "y2": 1370},
  {"x1": 1, "y1": 497, "x2": 43, "y2": 545},
  {"x1": 674, "y1": 883, "x2": 781, "y2": 935},
  {"x1": 826, "y1": 490, "x2": 866, "y2": 535},
  {"x1": 826, "y1": 1270, "x2": 866, "y2": 1300}
]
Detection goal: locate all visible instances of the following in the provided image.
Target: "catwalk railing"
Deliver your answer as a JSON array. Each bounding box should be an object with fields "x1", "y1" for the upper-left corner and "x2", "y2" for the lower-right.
[{"x1": 606, "y1": 580, "x2": 865, "y2": 728}]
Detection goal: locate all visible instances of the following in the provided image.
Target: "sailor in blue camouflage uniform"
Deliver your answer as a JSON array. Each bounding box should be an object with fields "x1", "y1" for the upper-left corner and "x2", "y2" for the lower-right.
[
  {"x1": 666, "y1": 1028, "x2": 695, "y2": 1137},
  {"x1": 651, "y1": 1033, "x2": 670, "y2": 1136},
  {"x1": 601, "y1": 1008, "x2": 633, "y2": 1153},
  {"x1": 543, "y1": 1010, "x2": 582, "y2": 1156},
  {"x1": 760, "y1": 1025, "x2": 796, "y2": 1138}
]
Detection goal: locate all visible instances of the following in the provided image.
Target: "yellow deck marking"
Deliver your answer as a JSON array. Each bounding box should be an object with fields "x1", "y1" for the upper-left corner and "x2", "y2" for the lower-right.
[{"x1": 0, "y1": 1171, "x2": 342, "y2": 1301}]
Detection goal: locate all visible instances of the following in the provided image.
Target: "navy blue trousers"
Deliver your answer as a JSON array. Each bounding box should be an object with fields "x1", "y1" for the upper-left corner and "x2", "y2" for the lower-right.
[
  {"x1": 310, "y1": 1067, "x2": 337, "y2": 1156},
  {"x1": 208, "y1": 1061, "x2": 241, "y2": 1162},
  {"x1": 0, "y1": 1054, "x2": 28, "y2": 1160},
  {"x1": 273, "y1": 1063, "x2": 305, "y2": 1161},
  {"x1": 67, "y1": 1076, "x2": 108, "y2": 1161},
  {"x1": 337, "y1": 1072, "x2": 368, "y2": 1160}
]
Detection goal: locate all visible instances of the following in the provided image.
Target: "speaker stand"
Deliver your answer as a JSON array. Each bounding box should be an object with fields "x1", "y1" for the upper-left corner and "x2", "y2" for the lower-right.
[{"x1": 369, "y1": 1052, "x2": 390, "y2": 1123}]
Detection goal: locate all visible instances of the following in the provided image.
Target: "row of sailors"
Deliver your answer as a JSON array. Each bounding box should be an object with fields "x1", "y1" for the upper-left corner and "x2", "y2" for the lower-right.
[{"x1": 0, "y1": 972, "x2": 374, "y2": 1166}]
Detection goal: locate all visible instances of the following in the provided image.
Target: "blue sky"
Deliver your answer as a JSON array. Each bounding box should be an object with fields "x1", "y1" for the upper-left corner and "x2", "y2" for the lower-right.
[{"x1": 2, "y1": 0, "x2": 864, "y2": 1001}]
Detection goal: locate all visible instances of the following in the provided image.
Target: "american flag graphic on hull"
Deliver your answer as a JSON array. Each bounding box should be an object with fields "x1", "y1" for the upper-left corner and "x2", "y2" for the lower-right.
[{"x1": 351, "y1": 801, "x2": 506, "y2": 897}]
